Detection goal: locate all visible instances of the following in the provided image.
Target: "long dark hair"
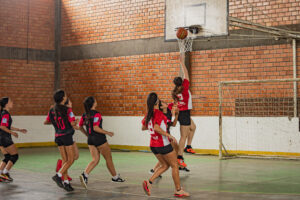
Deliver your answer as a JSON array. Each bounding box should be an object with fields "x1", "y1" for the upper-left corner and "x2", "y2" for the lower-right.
[
  {"x1": 158, "y1": 100, "x2": 172, "y2": 133},
  {"x1": 145, "y1": 92, "x2": 158, "y2": 127},
  {"x1": 53, "y1": 89, "x2": 68, "y2": 124},
  {"x1": 172, "y1": 77, "x2": 183, "y2": 101},
  {"x1": 83, "y1": 96, "x2": 95, "y2": 126},
  {"x1": 0, "y1": 97, "x2": 9, "y2": 113}
]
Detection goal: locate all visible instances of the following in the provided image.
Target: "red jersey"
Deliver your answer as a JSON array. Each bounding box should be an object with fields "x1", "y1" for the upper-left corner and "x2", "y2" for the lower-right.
[
  {"x1": 0, "y1": 110, "x2": 12, "y2": 137},
  {"x1": 142, "y1": 109, "x2": 170, "y2": 148},
  {"x1": 177, "y1": 79, "x2": 193, "y2": 111},
  {"x1": 79, "y1": 110, "x2": 105, "y2": 137}
]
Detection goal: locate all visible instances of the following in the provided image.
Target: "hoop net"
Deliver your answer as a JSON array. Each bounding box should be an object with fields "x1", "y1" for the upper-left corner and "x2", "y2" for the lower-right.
[{"x1": 177, "y1": 36, "x2": 194, "y2": 53}]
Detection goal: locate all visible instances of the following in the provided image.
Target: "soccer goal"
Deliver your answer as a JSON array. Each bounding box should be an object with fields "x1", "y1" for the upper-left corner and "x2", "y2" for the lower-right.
[{"x1": 218, "y1": 78, "x2": 300, "y2": 159}]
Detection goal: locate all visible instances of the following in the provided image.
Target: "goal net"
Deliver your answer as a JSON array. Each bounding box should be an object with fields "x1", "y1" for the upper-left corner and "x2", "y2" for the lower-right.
[{"x1": 219, "y1": 78, "x2": 300, "y2": 159}]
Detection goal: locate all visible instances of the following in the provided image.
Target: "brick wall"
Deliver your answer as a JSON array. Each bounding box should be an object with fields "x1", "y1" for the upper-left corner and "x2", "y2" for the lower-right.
[
  {"x1": 0, "y1": 0, "x2": 55, "y2": 115},
  {"x1": 0, "y1": 0, "x2": 55, "y2": 49},
  {"x1": 60, "y1": 0, "x2": 300, "y2": 116},
  {"x1": 0, "y1": 59, "x2": 54, "y2": 115}
]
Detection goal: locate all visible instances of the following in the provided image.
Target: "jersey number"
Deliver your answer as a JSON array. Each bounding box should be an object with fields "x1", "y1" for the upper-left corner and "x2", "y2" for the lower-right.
[{"x1": 55, "y1": 117, "x2": 66, "y2": 130}]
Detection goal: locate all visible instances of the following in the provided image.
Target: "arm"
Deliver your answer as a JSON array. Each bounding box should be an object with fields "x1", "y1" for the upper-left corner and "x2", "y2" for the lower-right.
[
  {"x1": 0, "y1": 126, "x2": 18, "y2": 138},
  {"x1": 44, "y1": 120, "x2": 51, "y2": 125},
  {"x1": 78, "y1": 126, "x2": 88, "y2": 137},
  {"x1": 154, "y1": 124, "x2": 177, "y2": 144},
  {"x1": 11, "y1": 126, "x2": 27, "y2": 133},
  {"x1": 142, "y1": 125, "x2": 148, "y2": 131},
  {"x1": 93, "y1": 126, "x2": 114, "y2": 137},
  {"x1": 180, "y1": 53, "x2": 189, "y2": 81},
  {"x1": 171, "y1": 113, "x2": 179, "y2": 127}
]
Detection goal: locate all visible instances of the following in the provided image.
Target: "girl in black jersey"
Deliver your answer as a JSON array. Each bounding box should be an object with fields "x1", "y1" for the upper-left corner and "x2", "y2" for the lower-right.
[
  {"x1": 54, "y1": 98, "x2": 79, "y2": 182},
  {"x1": 0, "y1": 97, "x2": 27, "y2": 182},
  {"x1": 44, "y1": 90, "x2": 78, "y2": 192},
  {"x1": 78, "y1": 96, "x2": 125, "y2": 189}
]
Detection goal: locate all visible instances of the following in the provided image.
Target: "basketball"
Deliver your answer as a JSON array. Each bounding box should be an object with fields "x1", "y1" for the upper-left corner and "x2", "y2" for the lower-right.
[{"x1": 176, "y1": 27, "x2": 188, "y2": 39}]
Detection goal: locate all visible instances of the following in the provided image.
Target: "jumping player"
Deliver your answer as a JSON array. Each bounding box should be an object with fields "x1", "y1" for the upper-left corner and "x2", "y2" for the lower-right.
[
  {"x1": 172, "y1": 53, "x2": 197, "y2": 169},
  {"x1": 55, "y1": 98, "x2": 79, "y2": 182},
  {"x1": 44, "y1": 90, "x2": 78, "y2": 191},
  {"x1": 78, "y1": 96, "x2": 125, "y2": 189},
  {"x1": 0, "y1": 97, "x2": 27, "y2": 182},
  {"x1": 142, "y1": 92, "x2": 189, "y2": 197}
]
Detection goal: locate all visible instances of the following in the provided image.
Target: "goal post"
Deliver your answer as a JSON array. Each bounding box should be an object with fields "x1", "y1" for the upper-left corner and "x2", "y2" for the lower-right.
[{"x1": 219, "y1": 78, "x2": 300, "y2": 159}]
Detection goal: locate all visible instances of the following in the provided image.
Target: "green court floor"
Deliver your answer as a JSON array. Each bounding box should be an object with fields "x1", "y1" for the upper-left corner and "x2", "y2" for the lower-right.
[{"x1": 1, "y1": 147, "x2": 300, "y2": 200}]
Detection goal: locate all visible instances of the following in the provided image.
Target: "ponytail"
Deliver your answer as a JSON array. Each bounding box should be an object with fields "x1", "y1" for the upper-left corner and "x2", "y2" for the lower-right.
[
  {"x1": 145, "y1": 92, "x2": 158, "y2": 126},
  {"x1": 83, "y1": 96, "x2": 95, "y2": 126},
  {"x1": 53, "y1": 90, "x2": 68, "y2": 124},
  {"x1": 172, "y1": 77, "x2": 183, "y2": 101}
]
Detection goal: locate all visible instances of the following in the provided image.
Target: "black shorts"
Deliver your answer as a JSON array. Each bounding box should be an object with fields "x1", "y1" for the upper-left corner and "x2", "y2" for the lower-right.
[
  {"x1": 178, "y1": 110, "x2": 191, "y2": 126},
  {"x1": 151, "y1": 144, "x2": 173, "y2": 155},
  {"x1": 55, "y1": 134, "x2": 74, "y2": 146},
  {"x1": 88, "y1": 135, "x2": 107, "y2": 147},
  {"x1": 0, "y1": 135, "x2": 14, "y2": 148}
]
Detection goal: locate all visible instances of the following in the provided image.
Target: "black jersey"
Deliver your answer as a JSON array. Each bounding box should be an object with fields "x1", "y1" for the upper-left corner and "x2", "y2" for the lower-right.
[
  {"x1": 46, "y1": 107, "x2": 75, "y2": 137},
  {"x1": 79, "y1": 110, "x2": 106, "y2": 137},
  {"x1": 0, "y1": 110, "x2": 12, "y2": 137}
]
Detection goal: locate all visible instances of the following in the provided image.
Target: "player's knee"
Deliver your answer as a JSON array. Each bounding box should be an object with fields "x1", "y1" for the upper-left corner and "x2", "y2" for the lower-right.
[
  {"x1": 2, "y1": 154, "x2": 10, "y2": 164},
  {"x1": 10, "y1": 154, "x2": 19, "y2": 164}
]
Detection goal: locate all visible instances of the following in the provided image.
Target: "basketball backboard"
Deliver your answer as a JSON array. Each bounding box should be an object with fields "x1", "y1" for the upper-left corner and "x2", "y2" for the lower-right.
[{"x1": 165, "y1": 0, "x2": 228, "y2": 41}]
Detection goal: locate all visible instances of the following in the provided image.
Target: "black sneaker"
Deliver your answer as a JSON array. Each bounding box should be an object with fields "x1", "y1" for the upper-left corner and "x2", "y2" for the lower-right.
[
  {"x1": 149, "y1": 169, "x2": 155, "y2": 175},
  {"x1": 79, "y1": 173, "x2": 88, "y2": 189},
  {"x1": 63, "y1": 182, "x2": 74, "y2": 192},
  {"x1": 52, "y1": 174, "x2": 63, "y2": 188},
  {"x1": 179, "y1": 167, "x2": 190, "y2": 173},
  {"x1": 112, "y1": 174, "x2": 125, "y2": 182}
]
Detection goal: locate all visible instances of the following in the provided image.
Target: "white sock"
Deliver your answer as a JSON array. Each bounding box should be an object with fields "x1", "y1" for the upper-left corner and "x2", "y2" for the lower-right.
[
  {"x1": 3, "y1": 169, "x2": 8, "y2": 174},
  {"x1": 84, "y1": 171, "x2": 89, "y2": 177},
  {"x1": 57, "y1": 172, "x2": 62, "y2": 177},
  {"x1": 112, "y1": 174, "x2": 119, "y2": 180},
  {"x1": 64, "y1": 180, "x2": 70, "y2": 184}
]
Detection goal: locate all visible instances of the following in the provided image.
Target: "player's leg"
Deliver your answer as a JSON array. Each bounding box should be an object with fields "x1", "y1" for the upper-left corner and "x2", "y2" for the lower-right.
[
  {"x1": 1, "y1": 143, "x2": 18, "y2": 182},
  {"x1": 185, "y1": 118, "x2": 196, "y2": 154},
  {"x1": 178, "y1": 125, "x2": 189, "y2": 167}
]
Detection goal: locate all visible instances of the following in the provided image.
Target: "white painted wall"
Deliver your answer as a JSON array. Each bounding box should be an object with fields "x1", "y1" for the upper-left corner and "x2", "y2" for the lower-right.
[{"x1": 10, "y1": 116, "x2": 300, "y2": 154}]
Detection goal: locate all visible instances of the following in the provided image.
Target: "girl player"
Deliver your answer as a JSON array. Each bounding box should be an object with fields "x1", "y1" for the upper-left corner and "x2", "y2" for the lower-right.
[
  {"x1": 44, "y1": 90, "x2": 78, "y2": 191},
  {"x1": 142, "y1": 92, "x2": 189, "y2": 197},
  {"x1": 78, "y1": 96, "x2": 125, "y2": 189},
  {"x1": 55, "y1": 98, "x2": 79, "y2": 182},
  {"x1": 0, "y1": 97, "x2": 27, "y2": 182},
  {"x1": 149, "y1": 100, "x2": 181, "y2": 176},
  {"x1": 172, "y1": 53, "x2": 197, "y2": 169}
]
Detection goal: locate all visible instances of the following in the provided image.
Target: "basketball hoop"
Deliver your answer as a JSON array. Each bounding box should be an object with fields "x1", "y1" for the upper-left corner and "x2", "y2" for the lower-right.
[{"x1": 176, "y1": 26, "x2": 201, "y2": 53}]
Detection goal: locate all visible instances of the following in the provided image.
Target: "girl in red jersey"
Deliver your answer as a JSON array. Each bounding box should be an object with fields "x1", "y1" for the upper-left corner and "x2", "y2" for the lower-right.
[
  {"x1": 142, "y1": 92, "x2": 189, "y2": 197},
  {"x1": 78, "y1": 96, "x2": 125, "y2": 189},
  {"x1": 149, "y1": 100, "x2": 180, "y2": 177},
  {"x1": 172, "y1": 53, "x2": 197, "y2": 169},
  {"x1": 0, "y1": 97, "x2": 27, "y2": 182},
  {"x1": 54, "y1": 98, "x2": 79, "y2": 182},
  {"x1": 44, "y1": 90, "x2": 78, "y2": 192}
]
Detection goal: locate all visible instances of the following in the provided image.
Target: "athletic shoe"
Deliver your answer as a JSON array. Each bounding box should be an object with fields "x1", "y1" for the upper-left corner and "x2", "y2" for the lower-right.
[
  {"x1": 184, "y1": 147, "x2": 196, "y2": 154},
  {"x1": 52, "y1": 174, "x2": 63, "y2": 188},
  {"x1": 79, "y1": 173, "x2": 88, "y2": 189},
  {"x1": 179, "y1": 167, "x2": 190, "y2": 173},
  {"x1": 1, "y1": 173, "x2": 13, "y2": 182},
  {"x1": 177, "y1": 159, "x2": 187, "y2": 168},
  {"x1": 142, "y1": 180, "x2": 151, "y2": 196},
  {"x1": 112, "y1": 174, "x2": 125, "y2": 182},
  {"x1": 56, "y1": 159, "x2": 62, "y2": 172},
  {"x1": 174, "y1": 188, "x2": 190, "y2": 197},
  {"x1": 0, "y1": 174, "x2": 11, "y2": 182},
  {"x1": 148, "y1": 169, "x2": 162, "y2": 178},
  {"x1": 63, "y1": 182, "x2": 74, "y2": 192}
]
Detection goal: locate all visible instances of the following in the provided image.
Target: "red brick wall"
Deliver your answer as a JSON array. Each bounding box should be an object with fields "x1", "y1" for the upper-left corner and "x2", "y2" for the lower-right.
[
  {"x1": 0, "y1": 59, "x2": 54, "y2": 115},
  {"x1": 61, "y1": 44, "x2": 300, "y2": 116},
  {"x1": 0, "y1": 0, "x2": 55, "y2": 49},
  {"x1": 229, "y1": 0, "x2": 300, "y2": 27},
  {"x1": 61, "y1": 0, "x2": 300, "y2": 46},
  {"x1": 61, "y1": 53, "x2": 179, "y2": 115},
  {"x1": 61, "y1": 0, "x2": 165, "y2": 46}
]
